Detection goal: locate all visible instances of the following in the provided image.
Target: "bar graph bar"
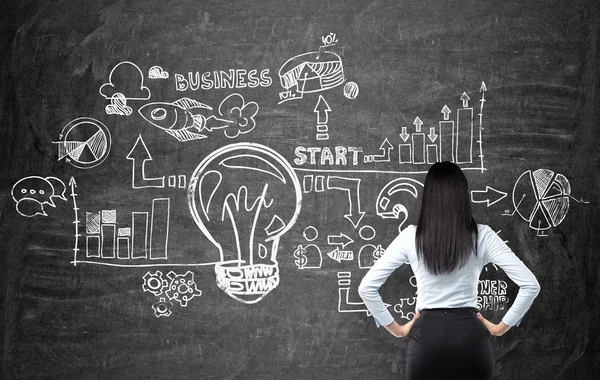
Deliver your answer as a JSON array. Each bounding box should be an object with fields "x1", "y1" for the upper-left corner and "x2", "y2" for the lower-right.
[
  {"x1": 412, "y1": 133, "x2": 425, "y2": 164},
  {"x1": 86, "y1": 235, "x2": 100, "y2": 258},
  {"x1": 456, "y1": 108, "x2": 474, "y2": 164},
  {"x1": 132, "y1": 212, "x2": 148, "y2": 259},
  {"x1": 439, "y1": 121, "x2": 455, "y2": 162},
  {"x1": 101, "y1": 224, "x2": 116, "y2": 258},
  {"x1": 426, "y1": 144, "x2": 439, "y2": 163},
  {"x1": 399, "y1": 144, "x2": 412, "y2": 163},
  {"x1": 117, "y1": 236, "x2": 131, "y2": 259},
  {"x1": 150, "y1": 198, "x2": 170, "y2": 260}
]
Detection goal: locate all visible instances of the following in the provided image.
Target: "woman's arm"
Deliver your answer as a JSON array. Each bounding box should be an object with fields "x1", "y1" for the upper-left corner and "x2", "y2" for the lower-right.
[
  {"x1": 482, "y1": 226, "x2": 541, "y2": 327},
  {"x1": 358, "y1": 229, "x2": 412, "y2": 328}
]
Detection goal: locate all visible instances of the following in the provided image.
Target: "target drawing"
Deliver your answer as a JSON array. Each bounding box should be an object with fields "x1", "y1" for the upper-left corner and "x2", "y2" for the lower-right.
[
  {"x1": 55, "y1": 117, "x2": 111, "y2": 169},
  {"x1": 512, "y1": 169, "x2": 570, "y2": 231}
]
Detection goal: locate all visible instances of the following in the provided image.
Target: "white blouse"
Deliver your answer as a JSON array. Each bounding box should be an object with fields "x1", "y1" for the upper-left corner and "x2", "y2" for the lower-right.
[{"x1": 358, "y1": 224, "x2": 541, "y2": 327}]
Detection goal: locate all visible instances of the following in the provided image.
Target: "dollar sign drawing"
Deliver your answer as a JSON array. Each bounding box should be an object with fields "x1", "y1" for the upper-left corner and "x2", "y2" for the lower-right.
[
  {"x1": 293, "y1": 245, "x2": 308, "y2": 269},
  {"x1": 373, "y1": 245, "x2": 385, "y2": 261}
]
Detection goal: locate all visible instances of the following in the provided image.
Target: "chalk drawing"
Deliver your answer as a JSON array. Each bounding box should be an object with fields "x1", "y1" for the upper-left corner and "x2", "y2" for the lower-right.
[
  {"x1": 152, "y1": 297, "x2": 173, "y2": 318},
  {"x1": 55, "y1": 117, "x2": 111, "y2": 169},
  {"x1": 69, "y1": 177, "x2": 81, "y2": 266},
  {"x1": 278, "y1": 47, "x2": 345, "y2": 104},
  {"x1": 314, "y1": 95, "x2": 331, "y2": 140},
  {"x1": 358, "y1": 244, "x2": 385, "y2": 269},
  {"x1": 165, "y1": 271, "x2": 202, "y2": 307},
  {"x1": 327, "y1": 176, "x2": 365, "y2": 228},
  {"x1": 105, "y1": 93, "x2": 133, "y2": 116},
  {"x1": 359, "y1": 225, "x2": 376, "y2": 241},
  {"x1": 303, "y1": 226, "x2": 319, "y2": 241},
  {"x1": 143, "y1": 270, "x2": 169, "y2": 297},
  {"x1": 138, "y1": 97, "x2": 215, "y2": 142},
  {"x1": 188, "y1": 143, "x2": 302, "y2": 304},
  {"x1": 376, "y1": 178, "x2": 423, "y2": 232},
  {"x1": 11, "y1": 176, "x2": 68, "y2": 217},
  {"x1": 477, "y1": 279, "x2": 509, "y2": 311},
  {"x1": 293, "y1": 244, "x2": 323, "y2": 269},
  {"x1": 364, "y1": 139, "x2": 393, "y2": 163},
  {"x1": 343, "y1": 81, "x2": 359, "y2": 99},
  {"x1": 126, "y1": 135, "x2": 166, "y2": 188},
  {"x1": 75, "y1": 198, "x2": 170, "y2": 265},
  {"x1": 471, "y1": 186, "x2": 508, "y2": 207},
  {"x1": 99, "y1": 61, "x2": 151, "y2": 100},
  {"x1": 508, "y1": 169, "x2": 572, "y2": 233},
  {"x1": 138, "y1": 93, "x2": 258, "y2": 141},
  {"x1": 148, "y1": 66, "x2": 169, "y2": 79}
]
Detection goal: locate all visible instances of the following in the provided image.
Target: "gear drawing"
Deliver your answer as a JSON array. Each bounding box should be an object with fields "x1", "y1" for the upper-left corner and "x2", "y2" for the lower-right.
[
  {"x1": 152, "y1": 297, "x2": 173, "y2": 318},
  {"x1": 165, "y1": 271, "x2": 202, "y2": 307},
  {"x1": 142, "y1": 270, "x2": 168, "y2": 297}
]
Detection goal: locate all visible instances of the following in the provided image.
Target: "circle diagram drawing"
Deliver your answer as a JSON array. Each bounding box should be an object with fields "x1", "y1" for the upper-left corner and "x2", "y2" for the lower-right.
[
  {"x1": 56, "y1": 117, "x2": 111, "y2": 169},
  {"x1": 512, "y1": 169, "x2": 570, "y2": 231}
]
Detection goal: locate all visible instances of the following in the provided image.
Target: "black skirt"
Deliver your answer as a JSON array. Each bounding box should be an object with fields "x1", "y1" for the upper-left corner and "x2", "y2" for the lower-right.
[{"x1": 406, "y1": 308, "x2": 493, "y2": 380}]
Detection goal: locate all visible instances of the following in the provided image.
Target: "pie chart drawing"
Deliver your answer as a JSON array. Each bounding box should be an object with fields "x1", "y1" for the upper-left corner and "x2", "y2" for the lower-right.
[
  {"x1": 512, "y1": 169, "x2": 571, "y2": 231},
  {"x1": 56, "y1": 117, "x2": 111, "y2": 169}
]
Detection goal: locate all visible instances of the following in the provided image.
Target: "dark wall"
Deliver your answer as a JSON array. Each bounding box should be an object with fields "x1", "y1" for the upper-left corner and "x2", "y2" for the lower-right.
[{"x1": 1, "y1": 0, "x2": 599, "y2": 379}]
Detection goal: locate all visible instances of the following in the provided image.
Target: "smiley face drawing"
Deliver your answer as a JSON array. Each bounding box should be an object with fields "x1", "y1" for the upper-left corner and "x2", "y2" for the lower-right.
[{"x1": 11, "y1": 176, "x2": 67, "y2": 217}]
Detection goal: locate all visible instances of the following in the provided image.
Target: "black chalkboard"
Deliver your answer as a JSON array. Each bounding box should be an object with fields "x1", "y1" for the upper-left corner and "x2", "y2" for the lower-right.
[{"x1": 1, "y1": 0, "x2": 599, "y2": 379}]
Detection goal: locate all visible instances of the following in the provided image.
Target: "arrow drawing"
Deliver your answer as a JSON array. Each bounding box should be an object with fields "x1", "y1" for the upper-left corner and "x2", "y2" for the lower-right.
[
  {"x1": 126, "y1": 135, "x2": 166, "y2": 189},
  {"x1": 327, "y1": 176, "x2": 365, "y2": 228},
  {"x1": 413, "y1": 116, "x2": 423, "y2": 132},
  {"x1": 314, "y1": 95, "x2": 331, "y2": 125},
  {"x1": 428, "y1": 127, "x2": 438, "y2": 142},
  {"x1": 372, "y1": 138, "x2": 393, "y2": 162},
  {"x1": 477, "y1": 81, "x2": 487, "y2": 171},
  {"x1": 327, "y1": 248, "x2": 354, "y2": 263},
  {"x1": 400, "y1": 127, "x2": 410, "y2": 142},
  {"x1": 471, "y1": 186, "x2": 507, "y2": 207},
  {"x1": 327, "y1": 233, "x2": 354, "y2": 249},
  {"x1": 70, "y1": 177, "x2": 80, "y2": 266},
  {"x1": 461, "y1": 92, "x2": 470, "y2": 108},
  {"x1": 441, "y1": 105, "x2": 451, "y2": 121}
]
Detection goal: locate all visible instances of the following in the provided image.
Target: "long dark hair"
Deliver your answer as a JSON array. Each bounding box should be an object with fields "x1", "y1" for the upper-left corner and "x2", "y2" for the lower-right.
[{"x1": 416, "y1": 161, "x2": 478, "y2": 274}]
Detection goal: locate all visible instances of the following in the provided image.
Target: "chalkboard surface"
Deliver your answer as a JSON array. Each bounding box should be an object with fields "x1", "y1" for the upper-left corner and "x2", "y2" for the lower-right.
[{"x1": 1, "y1": 0, "x2": 599, "y2": 379}]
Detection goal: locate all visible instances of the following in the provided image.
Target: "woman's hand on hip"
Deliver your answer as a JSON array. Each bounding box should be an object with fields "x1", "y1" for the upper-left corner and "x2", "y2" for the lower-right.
[
  {"x1": 477, "y1": 312, "x2": 512, "y2": 336},
  {"x1": 384, "y1": 312, "x2": 421, "y2": 338}
]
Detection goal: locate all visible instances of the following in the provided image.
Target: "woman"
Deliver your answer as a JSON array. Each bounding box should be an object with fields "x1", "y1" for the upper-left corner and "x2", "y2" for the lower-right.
[{"x1": 358, "y1": 161, "x2": 540, "y2": 380}]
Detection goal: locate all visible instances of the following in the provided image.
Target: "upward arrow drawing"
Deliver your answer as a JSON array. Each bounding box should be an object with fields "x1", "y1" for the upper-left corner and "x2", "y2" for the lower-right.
[
  {"x1": 314, "y1": 95, "x2": 331, "y2": 125},
  {"x1": 461, "y1": 92, "x2": 470, "y2": 108},
  {"x1": 441, "y1": 105, "x2": 451, "y2": 120},
  {"x1": 126, "y1": 135, "x2": 165, "y2": 189},
  {"x1": 413, "y1": 116, "x2": 423, "y2": 132},
  {"x1": 69, "y1": 177, "x2": 80, "y2": 266},
  {"x1": 373, "y1": 138, "x2": 394, "y2": 162}
]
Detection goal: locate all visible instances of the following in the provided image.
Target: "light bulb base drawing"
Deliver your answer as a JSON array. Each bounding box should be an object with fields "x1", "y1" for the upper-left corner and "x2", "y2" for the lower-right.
[{"x1": 215, "y1": 262, "x2": 280, "y2": 304}]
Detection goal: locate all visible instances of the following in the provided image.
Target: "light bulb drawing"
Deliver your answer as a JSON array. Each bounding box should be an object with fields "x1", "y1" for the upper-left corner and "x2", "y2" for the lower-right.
[{"x1": 188, "y1": 143, "x2": 302, "y2": 304}]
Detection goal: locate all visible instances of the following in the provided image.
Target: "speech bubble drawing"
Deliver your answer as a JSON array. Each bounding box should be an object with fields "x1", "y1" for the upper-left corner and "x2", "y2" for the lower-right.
[{"x1": 12, "y1": 176, "x2": 68, "y2": 217}]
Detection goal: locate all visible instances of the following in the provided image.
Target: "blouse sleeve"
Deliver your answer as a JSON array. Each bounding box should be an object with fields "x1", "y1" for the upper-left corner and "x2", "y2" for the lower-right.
[
  {"x1": 482, "y1": 226, "x2": 541, "y2": 326},
  {"x1": 358, "y1": 228, "x2": 411, "y2": 327}
]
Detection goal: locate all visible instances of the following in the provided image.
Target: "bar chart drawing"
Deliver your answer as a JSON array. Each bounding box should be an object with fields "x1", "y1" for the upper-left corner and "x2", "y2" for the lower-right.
[
  {"x1": 393, "y1": 84, "x2": 486, "y2": 172},
  {"x1": 77, "y1": 197, "x2": 171, "y2": 265}
]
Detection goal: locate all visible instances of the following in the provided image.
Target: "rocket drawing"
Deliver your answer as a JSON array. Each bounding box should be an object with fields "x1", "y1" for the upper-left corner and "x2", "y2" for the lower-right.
[{"x1": 138, "y1": 98, "x2": 231, "y2": 142}]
